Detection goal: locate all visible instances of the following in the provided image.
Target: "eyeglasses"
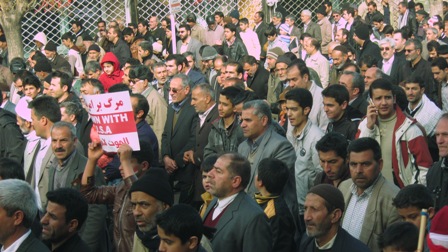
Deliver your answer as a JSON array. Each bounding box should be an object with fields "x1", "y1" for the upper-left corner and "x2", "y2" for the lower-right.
[
  {"x1": 168, "y1": 86, "x2": 185, "y2": 93},
  {"x1": 275, "y1": 68, "x2": 287, "y2": 72},
  {"x1": 130, "y1": 79, "x2": 143, "y2": 84},
  {"x1": 405, "y1": 49, "x2": 415, "y2": 53},
  {"x1": 380, "y1": 47, "x2": 391, "y2": 51}
]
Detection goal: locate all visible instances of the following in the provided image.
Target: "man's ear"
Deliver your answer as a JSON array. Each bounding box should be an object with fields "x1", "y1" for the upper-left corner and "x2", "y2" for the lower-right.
[
  {"x1": 68, "y1": 219, "x2": 79, "y2": 233},
  {"x1": 188, "y1": 236, "x2": 199, "y2": 249}
]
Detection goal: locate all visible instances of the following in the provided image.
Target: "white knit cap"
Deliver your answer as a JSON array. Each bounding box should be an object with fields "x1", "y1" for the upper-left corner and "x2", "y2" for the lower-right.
[{"x1": 15, "y1": 96, "x2": 33, "y2": 122}]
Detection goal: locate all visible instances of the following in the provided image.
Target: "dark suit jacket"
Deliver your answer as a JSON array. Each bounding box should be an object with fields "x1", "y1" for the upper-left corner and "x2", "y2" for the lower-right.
[
  {"x1": 406, "y1": 11, "x2": 418, "y2": 37},
  {"x1": 161, "y1": 97, "x2": 198, "y2": 169},
  {"x1": 16, "y1": 232, "x2": 50, "y2": 252},
  {"x1": 76, "y1": 109, "x2": 93, "y2": 155},
  {"x1": 255, "y1": 22, "x2": 268, "y2": 57},
  {"x1": 300, "y1": 226, "x2": 371, "y2": 252},
  {"x1": 187, "y1": 69, "x2": 208, "y2": 86},
  {"x1": 357, "y1": 40, "x2": 381, "y2": 64},
  {"x1": 48, "y1": 150, "x2": 108, "y2": 252},
  {"x1": 350, "y1": 95, "x2": 368, "y2": 116},
  {"x1": 193, "y1": 105, "x2": 219, "y2": 166},
  {"x1": 377, "y1": 55, "x2": 405, "y2": 85},
  {"x1": 51, "y1": 55, "x2": 72, "y2": 73},
  {"x1": 247, "y1": 65, "x2": 270, "y2": 100},
  {"x1": 203, "y1": 191, "x2": 273, "y2": 252},
  {"x1": 192, "y1": 105, "x2": 219, "y2": 202},
  {"x1": 302, "y1": 21, "x2": 322, "y2": 44}
]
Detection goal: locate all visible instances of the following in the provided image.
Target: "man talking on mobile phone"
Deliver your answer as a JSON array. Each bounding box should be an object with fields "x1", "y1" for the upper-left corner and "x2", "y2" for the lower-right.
[{"x1": 355, "y1": 78, "x2": 433, "y2": 188}]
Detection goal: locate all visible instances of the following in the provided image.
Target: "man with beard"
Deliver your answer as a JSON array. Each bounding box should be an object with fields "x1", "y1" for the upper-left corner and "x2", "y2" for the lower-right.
[
  {"x1": 399, "y1": 38, "x2": 436, "y2": 102},
  {"x1": 15, "y1": 96, "x2": 40, "y2": 182},
  {"x1": 94, "y1": 20, "x2": 112, "y2": 52},
  {"x1": 329, "y1": 46, "x2": 350, "y2": 85},
  {"x1": 269, "y1": 54, "x2": 290, "y2": 109},
  {"x1": 129, "y1": 168, "x2": 173, "y2": 251},
  {"x1": 152, "y1": 62, "x2": 170, "y2": 103},
  {"x1": 299, "y1": 184, "x2": 369, "y2": 251},
  {"x1": 176, "y1": 24, "x2": 202, "y2": 68}
]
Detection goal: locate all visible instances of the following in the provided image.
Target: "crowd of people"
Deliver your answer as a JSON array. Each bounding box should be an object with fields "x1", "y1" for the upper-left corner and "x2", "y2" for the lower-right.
[{"x1": 2, "y1": 0, "x2": 448, "y2": 251}]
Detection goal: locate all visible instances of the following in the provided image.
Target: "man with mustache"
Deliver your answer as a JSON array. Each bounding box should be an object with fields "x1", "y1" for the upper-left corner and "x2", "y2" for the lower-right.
[
  {"x1": 300, "y1": 184, "x2": 369, "y2": 251},
  {"x1": 339, "y1": 137, "x2": 401, "y2": 251},
  {"x1": 47, "y1": 121, "x2": 108, "y2": 252}
]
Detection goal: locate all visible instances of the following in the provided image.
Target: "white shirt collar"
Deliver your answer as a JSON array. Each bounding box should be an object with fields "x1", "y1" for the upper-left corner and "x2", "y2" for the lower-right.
[
  {"x1": 198, "y1": 104, "x2": 216, "y2": 127},
  {"x1": 1, "y1": 230, "x2": 31, "y2": 252}
]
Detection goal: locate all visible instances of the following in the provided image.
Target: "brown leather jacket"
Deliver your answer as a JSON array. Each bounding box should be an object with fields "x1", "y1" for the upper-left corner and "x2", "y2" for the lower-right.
[{"x1": 80, "y1": 175, "x2": 137, "y2": 252}]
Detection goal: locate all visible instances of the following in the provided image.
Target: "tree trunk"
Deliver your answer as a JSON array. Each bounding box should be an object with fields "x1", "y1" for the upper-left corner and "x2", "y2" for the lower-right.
[
  {"x1": 0, "y1": 13, "x2": 24, "y2": 63},
  {"x1": 430, "y1": 0, "x2": 443, "y2": 18},
  {"x1": 0, "y1": 0, "x2": 38, "y2": 63}
]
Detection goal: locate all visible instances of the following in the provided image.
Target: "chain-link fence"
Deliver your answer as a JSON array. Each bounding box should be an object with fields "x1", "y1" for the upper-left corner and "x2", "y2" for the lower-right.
[
  {"x1": 21, "y1": 0, "x2": 401, "y2": 56},
  {"x1": 21, "y1": 0, "x2": 124, "y2": 56},
  {"x1": 137, "y1": 0, "x2": 238, "y2": 28}
]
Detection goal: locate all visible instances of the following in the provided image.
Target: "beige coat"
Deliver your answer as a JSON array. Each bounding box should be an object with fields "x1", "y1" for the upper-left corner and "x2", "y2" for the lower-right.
[
  {"x1": 339, "y1": 175, "x2": 401, "y2": 252},
  {"x1": 318, "y1": 17, "x2": 332, "y2": 55}
]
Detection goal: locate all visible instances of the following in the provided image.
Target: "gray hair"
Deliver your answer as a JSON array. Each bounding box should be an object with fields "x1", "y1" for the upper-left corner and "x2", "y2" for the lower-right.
[
  {"x1": 242, "y1": 99, "x2": 272, "y2": 124},
  {"x1": 0, "y1": 179, "x2": 38, "y2": 228},
  {"x1": 427, "y1": 27, "x2": 439, "y2": 36},
  {"x1": 85, "y1": 61, "x2": 102, "y2": 73},
  {"x1": 273, "y1": 12, "x2": 283, "y2": 18},
  {"x1": 152, "y1": 62, "x2": 166, "y2": 71},
  {"x1": 379, "y1": 37, "x2": 395, "y2": 49},
  {"x1": 171, "y1": 73, "x2": 191, "y2": 89},
  {"x1": 285, "y1": 14, "x2": 296, "y2": 22},
  {"x1": 193, "y1": 83, "x2": 215, "y2": 101},
  {"x1": 405, "y1": 38, "x2": 423, "y2": 53},
  {"x1": 342, "y1": 70, "x2": 365, "y2": 94},
  {"x1": 51, "y1": 121, "x2": 77, "y2": 140}
]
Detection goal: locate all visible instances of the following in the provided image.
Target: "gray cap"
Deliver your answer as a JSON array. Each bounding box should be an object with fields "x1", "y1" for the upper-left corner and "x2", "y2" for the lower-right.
[{"x1": 201, "y1": 46, "x2": 218, "y2": 60}]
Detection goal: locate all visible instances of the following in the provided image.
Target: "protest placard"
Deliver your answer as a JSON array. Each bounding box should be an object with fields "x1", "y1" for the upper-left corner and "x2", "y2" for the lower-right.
[{"x1": 83, "y1": 91, "x2": 140, "y2": 152}]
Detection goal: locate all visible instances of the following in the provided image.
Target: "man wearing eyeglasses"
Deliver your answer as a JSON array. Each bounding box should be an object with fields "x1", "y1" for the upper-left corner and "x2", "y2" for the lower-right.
[
  {"x1": 161, "y1": 73, "x2": 199, "y2": 204},
  {"x1": 377, "y1": 37, "x2": 404, "y2": 85},
  {"x1": 399, "y1": 38, "x2": 437, "y2": 103}
]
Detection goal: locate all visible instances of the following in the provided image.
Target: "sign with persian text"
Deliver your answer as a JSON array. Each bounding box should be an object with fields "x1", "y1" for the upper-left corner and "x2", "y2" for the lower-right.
[{"x1": 83, "y1": 91, "x2": 140, "y2": 152}]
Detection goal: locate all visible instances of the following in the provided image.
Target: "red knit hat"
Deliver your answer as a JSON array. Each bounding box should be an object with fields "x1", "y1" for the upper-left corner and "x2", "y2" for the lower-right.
[{"x1": 427, "y1": 206, "x2": 448, "y2": 252}]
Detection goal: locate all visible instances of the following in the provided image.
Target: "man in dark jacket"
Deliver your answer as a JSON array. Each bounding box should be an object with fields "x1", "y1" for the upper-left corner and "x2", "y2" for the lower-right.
[
  {"x1": 427, "y1": 113, "x2": 448, "y2": 211},
  {"x1": 107, "y1": 26, "x2": 131, "y2": 68},
  {"x1": 222, "y1": 23, "x2": 248, "y2": 62},
  {"x1": 399, "y1": 38, "x2": 437, "y2": 102},
  {"x1": 44, "y1": 41, "x2": 72, "y2": 74},
  {"x1": 353, "y1": 23, "x2": 381, "y2": 63},
  {"x1": 0, "y1": 90, "x2": 24, "y2": 163},
  {"x1": 41, "y1": 188, "x2": 91, "y2": 252},
  {"x1": 300, "y1": 184, "x2": 370, "y2": 251},
  {"x1": 241, "y1": 55, "x2": 270, "y2": 99},
  {"x1": 322, "y1": 85, "x2": 360, "y2": 140}
]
